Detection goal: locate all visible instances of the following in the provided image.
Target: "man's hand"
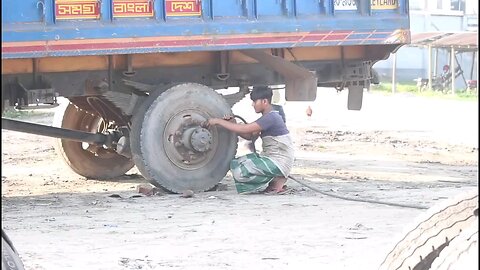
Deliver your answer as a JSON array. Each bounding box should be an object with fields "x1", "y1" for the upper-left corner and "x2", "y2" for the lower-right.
[
  {"x1": 201, "y1": 115, "x2": 235, "y2": 128},
  {"x1": 222, "y1": 114, "x2": 235, "y2": 121},
  {"x1": 201, "y1": 116, "x2": 260, "y2": 135},
  {"x1": 201, "y1": 118, "x2": 220, "y2": 129}
]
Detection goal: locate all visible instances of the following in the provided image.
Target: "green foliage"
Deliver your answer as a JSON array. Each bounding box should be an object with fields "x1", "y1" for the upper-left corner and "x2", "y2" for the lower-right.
[
  {"x1": 2, "y1": 109, "x2": 54, "y2": 119},
  {"x1": 2, "y1": 109, "x2": 31, "y2": 119},
  {"x1": 370, "y1": 83, "x2": 478, "y2": 101}
]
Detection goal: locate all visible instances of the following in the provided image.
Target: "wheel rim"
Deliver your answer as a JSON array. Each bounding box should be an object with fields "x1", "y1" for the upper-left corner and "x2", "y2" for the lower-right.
[
  {"x1": 54, "y1": 103, "x2": 134, "y2": 179},
  {"x1": 130, "y1": 83, "x2": 238, "y2": 193},
  {"x1": 163, "y1": 109, "x2": 217, "y2": 170},
  {"x1": 72, "y1": 111, "x2": 121, "y2": 160}
]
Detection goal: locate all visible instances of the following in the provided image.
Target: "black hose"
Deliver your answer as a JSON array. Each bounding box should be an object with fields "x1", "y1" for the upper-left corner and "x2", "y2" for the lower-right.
[
  {"x1": 233, "y1": 114, "x2": 257, "y2": 153},
  {"x1": 287, "y1": 175, "x2": 428, "y2": 210},
  {"x1": 232, "y1": 114, "x2": 428, "y2": 210},
  {"x1": 233, "y1": 114, "x2": 248, "y2": 124}
]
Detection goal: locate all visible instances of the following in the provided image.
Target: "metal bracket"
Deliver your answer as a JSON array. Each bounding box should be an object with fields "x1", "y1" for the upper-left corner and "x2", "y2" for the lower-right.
[
  {"x1": 123, "y1": 54, "x2": 136, "y2": 77},
  {"x1": 13, "y1": 81, "x2": 58, "y2": 108},
  {"x1": 239, "y1": 49, "x2": 318, "y2": 101},
  {"x1": 216, "y1": 51, "x2": 230, "y2": 81},
  {"x1": 343, "y1": 61, "x2": 372, "y2": 81},
  {"x1": 36, "y1": 0, "x2": 46, "y2": 22}
]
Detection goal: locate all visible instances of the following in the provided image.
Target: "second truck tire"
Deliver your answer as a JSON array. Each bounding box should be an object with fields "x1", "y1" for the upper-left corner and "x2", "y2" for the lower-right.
[
  {"x1": 378, "y1": 190, "x2": 478, "y2": 270},
  {"x1": 53, "y1": 102, "x2": 134, "y2": 179}
]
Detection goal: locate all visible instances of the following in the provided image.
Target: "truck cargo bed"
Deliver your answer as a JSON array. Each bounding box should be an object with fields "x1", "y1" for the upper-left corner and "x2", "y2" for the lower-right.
[{"x1": 2, "y1": 0, "x2": 410, "y2": 58}]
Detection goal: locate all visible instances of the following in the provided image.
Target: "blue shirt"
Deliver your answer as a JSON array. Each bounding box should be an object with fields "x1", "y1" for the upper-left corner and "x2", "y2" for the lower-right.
[{"x1": 255, "y1": 111, "x2": 289, "y2": 138}]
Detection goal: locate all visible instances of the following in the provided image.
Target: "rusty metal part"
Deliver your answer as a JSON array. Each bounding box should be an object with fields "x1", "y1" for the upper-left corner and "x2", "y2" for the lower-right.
[
  {"x1": 216, "y1": 51, "x2": 230, "y2": 81},
  {"x1": 180, "y1": 127, "x2": 212, "y2": 153},
  {"x1": 54, "y1": 102, "x2": 134, "y2": 179},
  {"x1": 239, "y1": 49, "x2": 317, "y2": 101},
  {"x1": 410, "y1": 32, "x2": 477, "y2": 51},
  {"x1": 68, "y1": 96, "x2": 129, "y2": 125},
  {"x1": 122, "y1": 79, "x2": 156, "y2": 93},
  {"x1": 163, "y1": 110, "x2": 216, "y2": 170},
  {"x1": 115, "y1": 136, "x2": 132, "y2": 158}
]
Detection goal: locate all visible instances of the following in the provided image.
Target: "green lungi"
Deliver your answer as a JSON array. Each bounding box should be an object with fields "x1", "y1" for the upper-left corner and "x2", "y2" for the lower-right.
[{"x1": 230, "y1": 153, "x2": 284, "y2": 194}]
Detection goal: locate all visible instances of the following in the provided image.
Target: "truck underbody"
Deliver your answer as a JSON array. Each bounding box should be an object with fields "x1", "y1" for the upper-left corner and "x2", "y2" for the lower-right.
[
  {"x1": 1, "y1": 44, "x2": 398, "y2": 192},
  {"x1": 2, "y1": 44, "x2": 396, "y2": 105}
]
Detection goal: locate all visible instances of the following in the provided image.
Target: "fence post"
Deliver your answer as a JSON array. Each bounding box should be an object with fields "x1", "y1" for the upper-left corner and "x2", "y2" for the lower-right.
[
  {"x1": 428, "y1": 45, "x2": 432, "y2": 92},
  {"x1": 451, "y1": 47, "x2": 455, "y2": 95},
  {"x1": 392, "y1": 53, "x2": 397, "y2": 94}
]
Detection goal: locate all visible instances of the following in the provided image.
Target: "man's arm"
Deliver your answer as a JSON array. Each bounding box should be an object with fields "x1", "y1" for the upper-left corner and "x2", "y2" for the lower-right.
[
  {"x1": 207, "y1": 118, "x2": 262, "y2": 139},
  {"x1": 238, "y1": 131, "x2": 260, "y2": 140}
]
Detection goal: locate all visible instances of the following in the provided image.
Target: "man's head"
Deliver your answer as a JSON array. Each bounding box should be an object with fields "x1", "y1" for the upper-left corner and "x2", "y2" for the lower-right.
[
  {"x1": 250, "y1": 86, "x2": 273, "y2": 113},
  {"x1": 250, "y1": 86, "x2": 273, "y2": 102}
]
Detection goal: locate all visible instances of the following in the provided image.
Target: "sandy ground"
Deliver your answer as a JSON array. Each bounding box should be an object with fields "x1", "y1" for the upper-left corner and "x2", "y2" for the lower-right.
[{"x1": 1, "y1": 89, "x2": 478, "y2": 270}]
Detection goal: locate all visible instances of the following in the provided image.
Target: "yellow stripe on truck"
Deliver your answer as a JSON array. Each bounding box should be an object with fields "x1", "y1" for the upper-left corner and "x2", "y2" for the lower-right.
[{"x1": 371, "y1": 0, "x2": 398, "y2": 10}]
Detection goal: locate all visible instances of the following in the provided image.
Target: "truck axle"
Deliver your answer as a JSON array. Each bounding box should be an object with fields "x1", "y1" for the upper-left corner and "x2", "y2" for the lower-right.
[{"x1": 1, "y1": 118, "x2": 110, "y2": 146}]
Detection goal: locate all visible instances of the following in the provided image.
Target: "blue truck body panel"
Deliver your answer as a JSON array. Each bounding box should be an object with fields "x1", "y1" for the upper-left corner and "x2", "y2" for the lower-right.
[{"x1": 2, "y1": 0, "x2": 410, "y2": 59}]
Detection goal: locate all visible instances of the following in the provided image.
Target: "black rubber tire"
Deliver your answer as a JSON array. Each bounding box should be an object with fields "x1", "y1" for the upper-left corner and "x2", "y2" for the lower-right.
[
  {"x1": 2, "y1": 230, "x2": 25, "y2": 270},
  {"x1": 53, "y1": 102, "x2": 134, "y2": 179},
  {"x1": 347, "y1": 85, "x2": 363, "y2": 110},
  {"x1": 130, "y1": 83, "x2": 237, "y2": 193},
  {"x1": 379, "y1": 191, "x2": 478, "y2": 270}
]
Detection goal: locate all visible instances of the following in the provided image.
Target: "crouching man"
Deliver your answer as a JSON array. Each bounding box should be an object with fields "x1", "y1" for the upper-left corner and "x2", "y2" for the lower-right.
[{"x1": 204, "y1": 86, "x2": 294, "y2": 194}]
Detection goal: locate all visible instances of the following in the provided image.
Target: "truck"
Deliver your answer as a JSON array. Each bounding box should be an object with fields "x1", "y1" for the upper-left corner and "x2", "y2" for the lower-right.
[
  {"x1": 2, "y1": 2, "x2": 479, "y2": 270},
  {"x1": 2, "y1": 0, "x2": 410, "y2": 193}
]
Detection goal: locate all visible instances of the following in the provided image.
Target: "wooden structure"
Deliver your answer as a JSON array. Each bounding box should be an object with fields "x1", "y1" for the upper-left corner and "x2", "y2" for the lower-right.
[{"x1": 409, "y1": 32, "x2": 478, "y2": 94}]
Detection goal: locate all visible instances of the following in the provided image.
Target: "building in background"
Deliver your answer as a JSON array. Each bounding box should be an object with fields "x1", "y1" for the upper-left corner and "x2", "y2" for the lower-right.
[{"x1": 374, "y1": 0, "x2": 478, "y2": 88}]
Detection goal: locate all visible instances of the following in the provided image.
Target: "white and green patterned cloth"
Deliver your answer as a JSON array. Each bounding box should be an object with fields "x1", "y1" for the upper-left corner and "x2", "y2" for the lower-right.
[{"x1": 230, "y1": 135, "x2": 294, "y2": 194}]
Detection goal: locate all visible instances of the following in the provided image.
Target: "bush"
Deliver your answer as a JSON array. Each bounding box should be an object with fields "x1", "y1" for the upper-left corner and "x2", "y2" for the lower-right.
[{"x1": 370, "y1": 83, "x2": 477, "y2": 101}]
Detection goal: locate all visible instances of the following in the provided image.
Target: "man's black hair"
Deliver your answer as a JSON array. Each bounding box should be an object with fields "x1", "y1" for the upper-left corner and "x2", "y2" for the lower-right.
[{"x1": 250, "y1": 86, "x2": 273, "y2": 103}]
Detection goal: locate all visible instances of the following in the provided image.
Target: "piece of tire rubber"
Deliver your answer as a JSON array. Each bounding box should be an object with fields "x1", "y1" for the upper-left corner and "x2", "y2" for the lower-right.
[
  {"x1": 378, "y1": 190, "x2": 478, "y2": 270},
  {"x1": 2, "y1": 229, "x2": 25, "y2": 270},
  {"x1": 53, "y1": 101, "x2": 134, "y2": 179},
  {"x1": 130, "y1": 83, "x2": 237, "y2": 193},
  {"x1": 430, "y1": 218, "x2": 478, "y2": 270}
]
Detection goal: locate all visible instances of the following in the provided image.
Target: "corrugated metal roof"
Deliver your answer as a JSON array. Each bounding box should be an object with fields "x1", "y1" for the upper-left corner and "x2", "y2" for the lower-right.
[{"x1": 409, "y1": 32, "x2": 478, "y2": 51}]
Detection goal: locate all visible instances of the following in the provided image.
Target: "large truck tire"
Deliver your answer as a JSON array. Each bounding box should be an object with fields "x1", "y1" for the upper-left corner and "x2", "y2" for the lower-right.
[
  {"x1": 430, "y1": 218, "x2": 478, "y2": 270},
  {"x1": 379, "y1": 191, "x2": 478, "y2": 270},
  {"x1": 53, "y1": 102, "x2": 134, "y2": 179},
  {"x1": 2, "y1": 229, "x2": 25, "y2": 270},
  {"x1": 130, "y1": 83, "x2": 237, "y2": 193},
  {"x1": 347, "y1": 85, "x2": 363, "y2": 110}
]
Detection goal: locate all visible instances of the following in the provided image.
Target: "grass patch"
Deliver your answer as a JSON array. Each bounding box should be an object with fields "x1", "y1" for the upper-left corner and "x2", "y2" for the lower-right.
[
  {"x1": 371, "y1": 82, "x2": 417, "y2": 93},
  {"x1": 2, "y1": 109, "x2": 54, "y2": 119},
  {"x1": 370, "y1": 83, "x2": 478, "y2": 101}
]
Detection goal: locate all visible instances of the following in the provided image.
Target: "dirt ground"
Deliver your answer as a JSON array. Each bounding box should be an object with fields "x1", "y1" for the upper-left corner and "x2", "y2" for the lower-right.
[{"x1": 1, "y1": 90, "x2": 478, "y2": 270}]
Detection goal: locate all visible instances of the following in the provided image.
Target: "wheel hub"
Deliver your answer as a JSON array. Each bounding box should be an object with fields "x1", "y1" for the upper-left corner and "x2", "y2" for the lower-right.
[
  {"x1": 164, "y1": 110, "x2": 216, "y2": 169},
  {"x1": 181, "y1": 127, "x2": 212, "y2": 153}
]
